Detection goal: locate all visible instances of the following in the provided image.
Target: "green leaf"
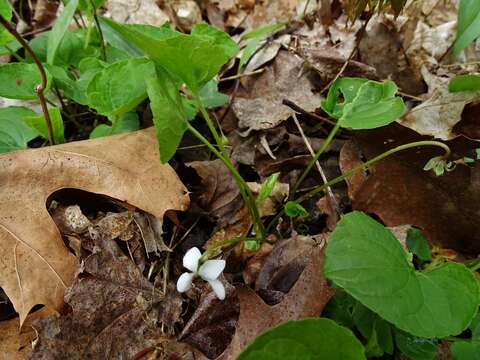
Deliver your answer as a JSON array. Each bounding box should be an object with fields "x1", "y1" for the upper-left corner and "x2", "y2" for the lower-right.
[
  {"x1": 406, "y1": 227, "x2": 432, "y2": 262},
  {"x1": 0, "y1": 63, "x2": 52, "y2": 100},
  {"x1": 453, "y1": 0, "x2": 480, "y2": 56},
  {"x1": 86, "y1": 57, "x2": 155, "y2": 116},
  {"x1": 451, "y1": 341, "x2": 480, "y2": 360},
  {"x1": 352, "y1": 302, "x2": 393, "y2": 357},
  {"x1": 45, "y1": 64, "x2": 78, "y2": 101},
  {"x1": 146, "y1": 67, "x2": 188, "y2": 163},
  {"x1": 449, "y1": 75, "x2": 480, "y2": 92},
  {"x1": 99, "y1": 17, "x2": 239, "y2": 93},
  {"x1": 394, "y1": 330, "x2": 438, "y2": 360},
  {"x1": 470, "y1": 313, "x2": 480, "y2": 341},
  {"x1": 256, "y1": 172, "x2": 280, "y2": 205},
  {"x1": 237, "y1": 318, "x2": 366, "y2": 360},
  {"x1": 324, "y1": 211, "x2": 480, "y2": 338},
  {"x1": 239, "y1": 38, "x2": 261, "y2": 69},
  {"x1": 73, "y1": 57, "x2": 107, "y2": 104},
  {"x1": 198, "y1": 80, "x2": 229, "y2": 108},
  {"x1": 47, "y1": 0, "x2": 79, "y2": 64},
  {"x1": 321, "y1": 78, "x2": 405, "y2": 130},
  {"x1": 0, "y1": 39, "x2": 21, "y2": 56},
  {"x1": 323, "y1": 292, "x2": 356, "y2": 329},
  {"x1": 0, "y1": 0, "x2": 14, "y2": 45},
  {"x1": 25, "y1": 107, "x2": 65, "y2": 144},
  {"x1": 0, "y1": 106, "x2": 39, "y2": 153},
  {"x1": 89, "y1": 112, "x2": 139, "y2": 139},
  {"x1": 284, "y1": 201, "x2": 308, "y2": 218}
]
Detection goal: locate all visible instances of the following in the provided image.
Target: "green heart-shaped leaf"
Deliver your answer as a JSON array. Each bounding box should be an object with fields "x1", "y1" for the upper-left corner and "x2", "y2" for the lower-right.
[{"x1": 324, "y1": 212, "x2": 479, "y2": 338}]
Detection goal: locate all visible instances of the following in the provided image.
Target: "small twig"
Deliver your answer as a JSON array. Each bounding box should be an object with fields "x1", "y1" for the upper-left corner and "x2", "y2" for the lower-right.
[
  {"x1": 282, "y1": 99, "x2": 336, "y2": 126},
  {"x1": 292, "y1": 113, "x2": 341, "y2": 215},
  {"x1": 219, "y1": 68, "x2": 265, "y2": 82},
  {"x1": 128, "y1": 347, "x2": 155, "y2": 360},
  {"x1": 319, "y1": 13, "x2": 373, "y2": 95},
  {"x1": 0, "y1": 15, "x2": 54, "y2": 145},
  {"x1": 398, "y1": 91, "x2": 423, "y2": 102}
]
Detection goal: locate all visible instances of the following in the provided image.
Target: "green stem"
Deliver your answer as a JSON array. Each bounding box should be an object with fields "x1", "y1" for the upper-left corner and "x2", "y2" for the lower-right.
[
  {"x1": 200, "y1": 236, "x2": 245, "y2": 263},
  {"x1": 195, "y1": 95, "x2": 225, "y2": 153},
  {"x1": 267, "y1": 140, "x2": 451, "y2": 232},
  {"x1": 291, "y1": 121, "x2": 341, "y2": 197},
  {"x1": 186, "y1": 123, "x2": 266, "y2": 240}
]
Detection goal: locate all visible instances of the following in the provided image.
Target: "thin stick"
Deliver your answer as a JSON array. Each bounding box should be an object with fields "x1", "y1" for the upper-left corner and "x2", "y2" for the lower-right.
[
  {"x1": 291, "y1": 113, "x2": 341, "y2": 215},
  {"x1": 219, "y1": 68, "x2": 265, "y2": 82},
  {"x1": 283, "y1": 99, "x2": 336, "y2": 125},
  {"x1": 0, "y1": 15, "x2": 54, "y2": 145}
]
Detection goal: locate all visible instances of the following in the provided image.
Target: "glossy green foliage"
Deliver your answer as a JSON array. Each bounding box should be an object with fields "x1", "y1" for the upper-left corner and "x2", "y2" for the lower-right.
[
  {"x1": 0, "y1": 0, "x2": 14, "y2": 45},
  {"x1": 284, "y1": 201, "x2": 308, "y2": 217},
  {"x1": 25, "y1": 107, "x2": 64, "y2": 144},
  {"x1": 256, "y1": 172, "x2": 280, "y2": 205},
  {"x1": 237, "y1": 318, "x2": 366, "y2": 360},
  {"x1": 324, "y1": 211, "x2": 480, "y2": 338},
  {"x1": 406, "y1": 227, "x2": 432, "y2": 262},
  {"x1": 99, "y1": 17, "x2": 238, "y2": 93},
  {"x1": 321, "y1": 77, "x2": 405, "y2": 129},
  {"x1": 86, "y1": 58, "x2": 155, "y2": 116},
  {"x1": 0, "y1": 107, "x2": 39, "y2": 152},
  {"x1": 146, "y1": 67, "x2": 189, "y2": 163},
  {"x1": 453, "y1": 0, "x2": 480, "y2": 55},
  {"x1": 47, "y1": 0, "x2": 79, "y2": 64},
  {"x1": 0, "y1": 63, "x2": 52, "y2": 100},
  {"x1": 395, "y1": 331, "x2": 437, "y2": 360},
  {"x1": 449, "y1": 74, "x2": 480, "y2": 92},
  {"x1": 89, "y1": 112, "x2": 139, "y2": 139}
]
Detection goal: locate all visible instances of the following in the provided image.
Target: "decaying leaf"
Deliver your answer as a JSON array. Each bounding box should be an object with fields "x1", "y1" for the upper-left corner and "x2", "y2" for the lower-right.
[
  {"x1": 0, "y1": 128, "x2": 189, "y2": 325},
  {"x1": 29, "y1": 236, "x2": 183, "y2": 359},
  {"x1": 399, "y1": 67, "x2": 480, "y2": 140},
  {"x1": 233, "y1": 50, "x2": 322, "y2": 131}
]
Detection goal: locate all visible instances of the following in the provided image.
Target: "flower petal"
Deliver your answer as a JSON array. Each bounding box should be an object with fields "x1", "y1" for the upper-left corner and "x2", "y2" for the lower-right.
[
  {"x1": 198, "y1": 259, "x2": 226, "y2": 281},
  {"x1": 183, "y1": 247, "x2": 202, "y2": 272},
  {"x1": 176, "y1": 272, "x2": 195, "y2": 293},
  {"x1": 208, "y1": 279, "x2": 226, "y2": 300}
]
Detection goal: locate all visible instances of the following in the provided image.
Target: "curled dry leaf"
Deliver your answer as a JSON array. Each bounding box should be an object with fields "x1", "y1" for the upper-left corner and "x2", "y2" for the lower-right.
[
  {"x1": 29, "y1": 236, "x2": 183, "y2": 359},
  {"x1": 0, "y1": 128, "x2": 189, "y2": 325}
]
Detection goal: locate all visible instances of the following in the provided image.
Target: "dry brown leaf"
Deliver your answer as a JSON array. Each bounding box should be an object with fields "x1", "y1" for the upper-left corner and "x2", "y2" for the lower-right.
[
  {"x1": 29, "y1": 236, "x2": 183, "y2": 359},
  {"x1": 399, "y1": 67, "x2": 480, "y2": 140},
  {"x1": 232, "y1": 50, "x2": 323, "y2": 131},
  {"x1": 0, "y1": 128, "x2": 189, "y2": 325},
  {"x1": 0, "y1": 308, "x2": 53, "y2": 360}
]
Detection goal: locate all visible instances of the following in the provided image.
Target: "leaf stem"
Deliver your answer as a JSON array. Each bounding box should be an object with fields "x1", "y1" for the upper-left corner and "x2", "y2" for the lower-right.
[
  {"x1": 267, "y1": 140, "x2": 451, "y2": 232},
  {"x1": 291, "y1": 121, "x2": 341, "y2": 197},
  {"x1": 186, "y1": 123, "x2": 266, "y2": 240},
  {"x1": 195, "y1": 95, "x2": 225, "y2": 153},
  {"x1": 89, "y1": 0, "x2": 106, "y2": 61},
  {"x1": 0, "y1": 15, "x2": 54, "y2": 145}
]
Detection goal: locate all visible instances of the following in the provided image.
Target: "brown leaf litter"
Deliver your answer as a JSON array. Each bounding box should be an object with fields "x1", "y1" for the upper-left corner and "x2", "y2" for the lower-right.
[
  {"x1": 0, "y1": 128, "x2": 188, "y2": 326},
  {"x1": 28, "y1": 235, "x2": 184, "y2": 359}
]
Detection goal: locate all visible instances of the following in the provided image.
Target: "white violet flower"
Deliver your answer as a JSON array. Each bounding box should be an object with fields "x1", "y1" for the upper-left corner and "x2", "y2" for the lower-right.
[{"x1": 176, "y1": 247, "x2": 226, "y2": 300}]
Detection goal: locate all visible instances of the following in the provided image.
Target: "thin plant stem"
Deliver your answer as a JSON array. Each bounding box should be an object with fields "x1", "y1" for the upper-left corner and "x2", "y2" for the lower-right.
[
  {"x1": 4, "y1": 44, "x2": 23, "y2": 62},
  {"x1": 186, "y1": 123, "x2": 266, "y2": 240},
  {"x1": 90, "y1": 0, "x2": 106, "y2": 61},
  {"x1": 267, "y1": 141, "x2": 451, "y2": 232},
  {"x1": 195, "y1": 95, "x2": 225, "y2": 154},
  {"x1": 291, "y1": 121, "x2": 341, "y2": 197},
  {"x1": 0, "y1": 15, "x2": 54, "y2": 145}
]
